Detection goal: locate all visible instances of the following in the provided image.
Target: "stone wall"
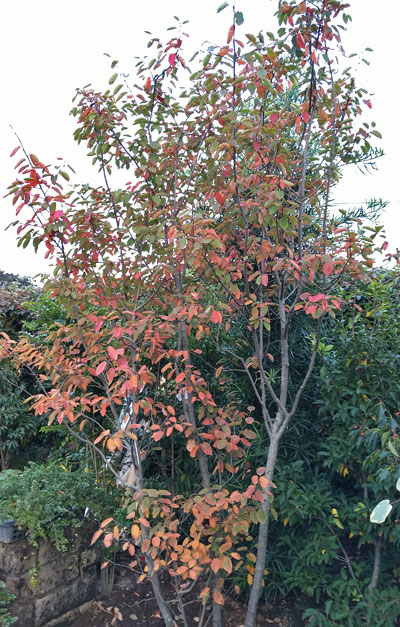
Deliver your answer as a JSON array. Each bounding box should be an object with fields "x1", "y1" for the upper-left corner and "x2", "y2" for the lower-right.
[{"x1": 0, "y1": 526, "x2": 100, "y2": 626}]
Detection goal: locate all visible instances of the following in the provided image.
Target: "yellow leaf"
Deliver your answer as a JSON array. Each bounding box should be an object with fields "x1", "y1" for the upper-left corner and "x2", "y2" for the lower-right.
[
  {"x1": 331, "y1": 508, "x2": 338, "y2": 517},
  {"x1": 283, "y1": 517, "x2": 289, "y2": 527}
]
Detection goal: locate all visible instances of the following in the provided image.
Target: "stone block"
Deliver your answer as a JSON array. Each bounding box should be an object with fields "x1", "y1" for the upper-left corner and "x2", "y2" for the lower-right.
[
  {"x1": 34, "y1": 553, "x2": 80, "y2": 596},
  {"x1": 3, "y1": 573, "x2": 35, "y2": 601},
  {"x1": 7, "y1": 599, "x2": 34, "y2": 627},
  {"x1": 0, "y1": 540, "x2": 38, "y2": 575},
  {"x1": 80, "y1": 547, "x2": 100, "y2": 570},
  {"x1": 34, "y1": 566, "x2": 97, "y2": 626}
]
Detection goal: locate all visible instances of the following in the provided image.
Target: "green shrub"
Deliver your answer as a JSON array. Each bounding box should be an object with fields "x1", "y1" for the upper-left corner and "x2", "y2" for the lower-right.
[
  {"x1": 0, "y1": 581, "x2": 17, "y2": 627},
  {"x1": 0, "y1": 462, "x2": 116, "y2": 550}
]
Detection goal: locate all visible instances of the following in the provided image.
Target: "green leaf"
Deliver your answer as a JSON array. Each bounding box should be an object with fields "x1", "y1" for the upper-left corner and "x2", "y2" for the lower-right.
[
  {"x1": 235, "y1": 11, "x2": 244, "y2": 25},
  {"x1": 257, "y1": 509, "x2": 267, "y2": 524},
  {"x1": 371, "y1": 130, "x2": 382, "y2": 139},
  {"x1": 279, "y1": 216, "x2": 288, "y2": 230},
  {"x1": 370, "y1": 499, "x2": 392, "y2": 524},
  {"x1": 109, "y1": 73, "x2": 118, "y2": 85},
  {"x1": 203, "y1": 53, "x2": 211, "y2": 67},
  {"x1": 388, "y1": 438, "x2": 399, "y2": 457},
  {"x1": 217, "y1": 1, "x2": 229, "y2": 12}
]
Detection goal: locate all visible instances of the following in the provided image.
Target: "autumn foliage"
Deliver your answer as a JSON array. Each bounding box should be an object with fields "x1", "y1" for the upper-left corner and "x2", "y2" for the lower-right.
[{"x1": 0, "y1": 1, "x2": 385, "y2": 625}]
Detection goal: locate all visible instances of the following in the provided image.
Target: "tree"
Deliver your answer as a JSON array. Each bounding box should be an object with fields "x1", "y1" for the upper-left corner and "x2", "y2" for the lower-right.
[{"x1": 1, "y1": 1, "x2": 386, "y2": 624}]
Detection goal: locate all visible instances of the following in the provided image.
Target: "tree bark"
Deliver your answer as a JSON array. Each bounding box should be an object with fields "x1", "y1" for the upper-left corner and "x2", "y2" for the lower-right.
[
  {"x1": 368, "y1": 538, "x2": 382, "y2": 595},
  {"x1": 244, "y1": 435, "x2": 280, "y2": 627}
]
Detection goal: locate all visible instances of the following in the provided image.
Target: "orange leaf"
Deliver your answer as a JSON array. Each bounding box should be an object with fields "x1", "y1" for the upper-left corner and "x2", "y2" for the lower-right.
[
  {"x1": 100, "y1": 517, "x2": 114, "y2": 529},
  {"x1": 200, "y1": 442, "x2": 213, "y2": 455},
  {"x1": 103, "y1": 532, "x2": 113, "y2": 548},
  {"x1": 90, "y1": 529, "x2": 103, "y2": 545},
  {"x1": 153, "y1": 430, "x2": 164, "y2": 442},
  {"x1": 212, "y1": 310, "x2": 223, "y2": 324},
  {"x1": 211, "y1": 558, "x2": 220, "y2": 574},
  {"x1": 227, "y1": 24, "x2": 235, "y2": 44},
  {"x1": 213, "y1": 589, "x2": 224, "y2": 605},
  {"x1": 131, "y1": 524, "x2": 141, "y2": 540}
]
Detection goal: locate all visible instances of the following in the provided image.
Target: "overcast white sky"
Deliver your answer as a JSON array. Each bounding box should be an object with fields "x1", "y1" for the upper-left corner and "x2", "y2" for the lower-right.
[{"x1": 1, "y1": 0, "x2": 398, "y2": 280}]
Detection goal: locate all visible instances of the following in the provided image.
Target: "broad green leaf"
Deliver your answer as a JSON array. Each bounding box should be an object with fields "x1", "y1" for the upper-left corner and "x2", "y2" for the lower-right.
[
  {"x1": 235, "y1": 11, "x2": 244, "y2": 25},
  {"x1": 370, "y1": 499, "x2": 392, "y2": 524},
  {"x1": 388, "y1": 439, "x2": 400, "y2": 457},
  {"x1": 109, "y1": 73, "x2": 118, "y2": 85},
  {"x1": 257, "y1": 509, "x2": 267, "y2": 524}
]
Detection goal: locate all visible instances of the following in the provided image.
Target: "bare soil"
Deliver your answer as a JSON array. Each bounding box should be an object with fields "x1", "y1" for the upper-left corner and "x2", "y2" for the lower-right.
[{"x1": 48, "y1": 566, "x2": 306, "y2": 627}]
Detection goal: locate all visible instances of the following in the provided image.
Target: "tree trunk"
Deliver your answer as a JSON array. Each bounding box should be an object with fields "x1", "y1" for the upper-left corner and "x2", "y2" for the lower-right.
[
  {"x1": 368, "y1": 538, "x2": 382, "y2": 595},
  {"x1": 146, "y1": 558, "x2": 175, "y2": 627},
  {"x1": 244, "y1": 436, "x2": 280, "y2": 627}
]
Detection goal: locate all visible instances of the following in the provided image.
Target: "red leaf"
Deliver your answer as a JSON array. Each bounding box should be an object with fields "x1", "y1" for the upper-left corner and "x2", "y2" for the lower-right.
[
  {"x1": 215, "y1": 192, "x2": 225, "y2": 206},
  {"x1": 296, "y1": 32, "x2": 305, "y2": 50},
  {"x1": 112, "y1": 326, "x2": 123, "y2": 339},
  {"x1": 322, "y1": 261, "x2": 334, "y2": 276},
  {"x1": 107, "y1": 346, "x2": 119, "y2": 360},
  {"x1": 227, "y1": 24, "x2": 235, "y2": 45},
  {"x1": 212, "y1": 310, "x2": 223, "y2": 324},
  {"x1": 253, "y1": 140, "x2": 261, "y2": 152},
  {"x1": 301, "y1": 110, "x2": 310, "y2": 124},
  {"x1": 10, "y1": 146, "x2": 20, "y2": 158},
  {"x1": 96, "y1": 361, "x2": 107, "y2": 376},
  {"x1": 261, "y1": 274, "x2": 268, "y2": 287},
  {"x1": 168, "y1": 53, "x2": 176, "y2": 67},
  {"x1": 269, "y1": 113, "x2": 279, "y2": 124},
  {"x1": 94, "y1": 319, "x2": 104, "y2": 333}
]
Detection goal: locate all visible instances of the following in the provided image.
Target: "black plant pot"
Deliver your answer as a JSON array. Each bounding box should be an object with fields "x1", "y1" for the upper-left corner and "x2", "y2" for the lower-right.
[{"x1": 0, "y1": 519, "x2": 26, "y2": 543}]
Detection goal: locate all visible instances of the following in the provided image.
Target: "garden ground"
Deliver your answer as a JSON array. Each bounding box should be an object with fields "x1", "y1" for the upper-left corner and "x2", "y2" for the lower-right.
[{"x1": 48, "y1": 565, "x2": 305, "y2": 627}]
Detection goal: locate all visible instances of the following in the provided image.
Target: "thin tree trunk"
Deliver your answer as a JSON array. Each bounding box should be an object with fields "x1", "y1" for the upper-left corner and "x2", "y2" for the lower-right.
[
  {"x1": 368, "y1": 538, "x2": 382, "y2": 595},
  {"x1": 244, "y1": 436, "x2": 280, "y2": 627},
  {"x1": 146, "y1": 556, "x2": 175, "y2": 627}
]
